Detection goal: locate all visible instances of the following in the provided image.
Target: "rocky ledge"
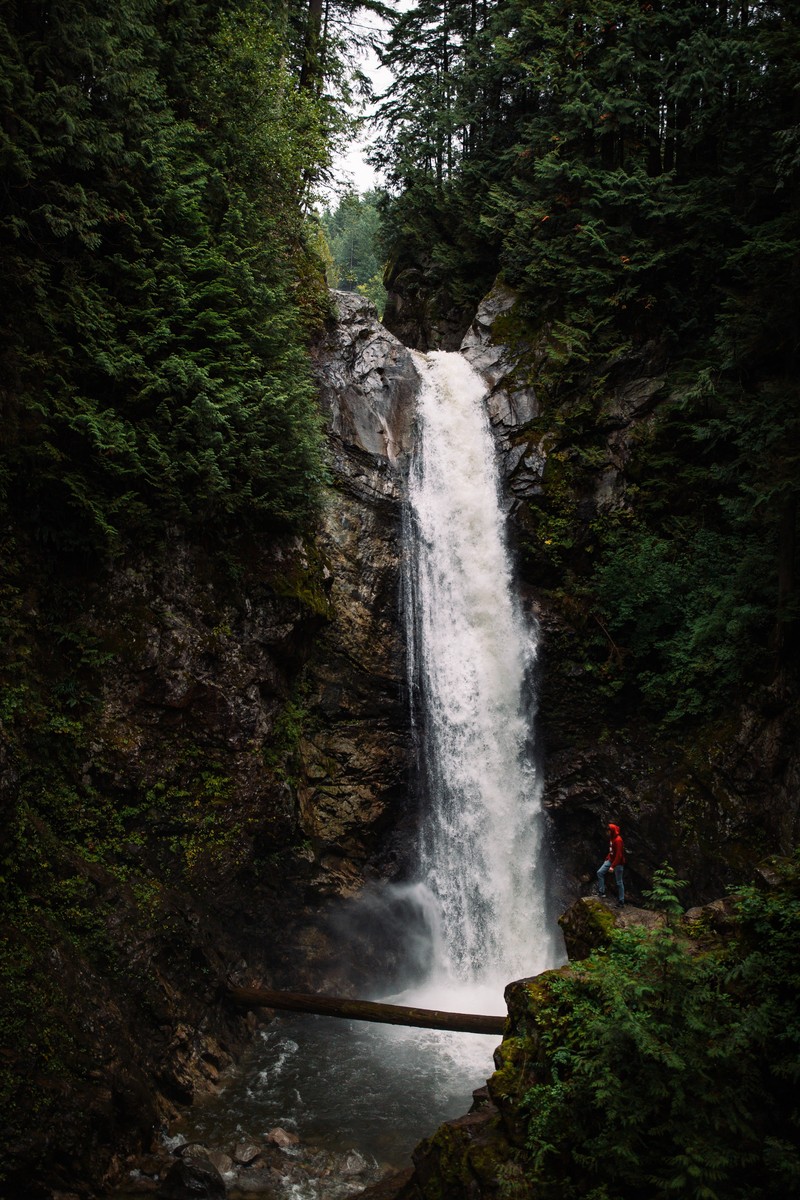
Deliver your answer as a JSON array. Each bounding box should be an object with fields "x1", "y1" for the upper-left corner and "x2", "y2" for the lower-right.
[
  {"x1": 373, "y1": 893, "x2": 739, "y2": 1200},
  {"x1": 115, "y1": 1128, "x2": 389, "y2": 1200}
]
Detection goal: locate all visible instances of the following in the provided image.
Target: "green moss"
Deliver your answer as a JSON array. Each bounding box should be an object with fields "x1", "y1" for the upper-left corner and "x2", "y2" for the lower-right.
[
  {"x1": 270, "y1": 537, "x2": 332, "y2": 618},
  {"x1": 585, "y1": 897, "x2": 616, "y2": 938},
  {"x1": 466, "y1": 1126, "x2": 513, "y2": 1186},
  {"x1": 490, "y1": 1035, "x2": 539, "y2": 1110},
  {"x1": 417, "y1": 1121, "x2": 477, "y2": 1200}
]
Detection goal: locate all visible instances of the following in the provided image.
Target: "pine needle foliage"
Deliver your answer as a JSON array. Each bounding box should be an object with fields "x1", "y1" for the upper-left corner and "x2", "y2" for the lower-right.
[
  {"x1": 377, "y1": 0, "x2": 799, "y2": 363},
  {"x1": 0, "y1": 0, "x2": 334, "y2": 557},
  {"x1": 375, "y1": 1, "x2": 800, "y2": 716}
]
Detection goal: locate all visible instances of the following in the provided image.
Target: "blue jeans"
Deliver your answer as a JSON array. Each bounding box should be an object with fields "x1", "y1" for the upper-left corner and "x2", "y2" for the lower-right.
[{"x1": 597, "y1": 860, "x2": 624, "y2": 903}]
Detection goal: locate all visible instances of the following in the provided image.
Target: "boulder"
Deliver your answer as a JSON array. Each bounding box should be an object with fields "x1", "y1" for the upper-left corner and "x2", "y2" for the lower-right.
[
  {"x1": 234, "y1": 1168, "x2": 284, "y2": 1194},
  {"x1": 356, "y1": 1168, "x2": 415, "y2": 1200},
  {"x1": 232, "y1": 1142, "x2": 262, "y2": 1165},
  {"x1": 206, "y1": 1151, "x2": 233, "y2": 1176},
  {"x1": 266, "y1": 1127, "x2": 300, "y2": 1148},
  {"x1": 683, "y1": 896, "x2": 737, "y2": 936},
  {"x1": 559, "y1": 896, "x2": 668, "y2": 960},
  {"x1": 157, "y1": 1155, "x2": 226, "y2": 1200},
  {"x1": 557, "y1": 897, "x2": 618, "y2": 959},
  {"x1": 341, "y1": 1151, "x2": 369, "y2": 1177}
]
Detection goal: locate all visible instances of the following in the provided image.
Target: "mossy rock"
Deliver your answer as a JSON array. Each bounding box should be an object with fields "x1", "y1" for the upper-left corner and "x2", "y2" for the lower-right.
[
  {"x1": 504, "y1": 965, "x2": 572, "y2": 1034},
  {"x1": 488, "y1": 1036, "x2": 538, "y2": 1109},
  {"x1": 557, "y1": 896, "x2": 617, "y2": 960},
  {"x1": 410, "y1": 1108, "x2": 508, "y2": 1200}
]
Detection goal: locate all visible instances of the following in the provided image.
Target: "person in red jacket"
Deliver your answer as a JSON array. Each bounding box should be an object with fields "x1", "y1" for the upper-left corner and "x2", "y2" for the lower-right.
[{"x1": 597, "y1": 822, "x2": 626, "y2": 906}]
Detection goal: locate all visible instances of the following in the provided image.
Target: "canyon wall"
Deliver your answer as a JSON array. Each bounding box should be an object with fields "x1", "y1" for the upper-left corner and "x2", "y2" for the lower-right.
[
  {"x1": 368, "y1": 277, "x2": 800, "y2": 1200},
  {"x1": 450, "y1": 285, "x2": 800, "y2": 909},
  {"x1": 6, "y1": 282, "x2": 798, "y2": 1198},
  {"x1": 1, "y1": 292, "x2": 418, "y2": 1198}
]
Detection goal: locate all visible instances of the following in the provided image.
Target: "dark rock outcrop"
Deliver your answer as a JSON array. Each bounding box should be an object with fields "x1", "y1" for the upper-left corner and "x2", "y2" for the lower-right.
[
  {"x1": 382, "y1": 261, "x2": 476, "y2": 352},
  {"x1": 302, "y1": 292, "x2": 418, "y2": 887},
  {"x1": 289, "y1": 293, "x2": 420, "y2": 984},
  {"x1": 315, "y1": 291, "x2": 418, "y2": 493},
  {"x1": 157, "y1": 1155, "x2": 226, "y2": 1200},
  {"x1": 2, "y1": 291, "x2": 420, "y2": 1198},
  {"x1": 459, "y1": 284, "x2": 542, "y2": 514},
  {"x1": 558, "y1": 895, "x2": 665, "y2": 960}
]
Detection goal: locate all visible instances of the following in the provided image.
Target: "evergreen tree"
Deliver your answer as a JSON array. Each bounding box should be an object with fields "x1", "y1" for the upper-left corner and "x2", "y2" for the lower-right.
[
  {"x1": 374, "y1": 0, "x2": 800, "y2": 712},
  {"x1": 321, "y1": 189, "x2": 386, "y2": 309},
  {"x1": 0, "y1": 0, "x2": 338, "y2": 557}
]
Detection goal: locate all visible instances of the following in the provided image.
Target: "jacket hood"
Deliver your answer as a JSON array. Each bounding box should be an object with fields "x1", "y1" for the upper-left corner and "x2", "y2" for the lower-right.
[{"x1": 608, "y1": 823, "x2": 620, "y2": 836}]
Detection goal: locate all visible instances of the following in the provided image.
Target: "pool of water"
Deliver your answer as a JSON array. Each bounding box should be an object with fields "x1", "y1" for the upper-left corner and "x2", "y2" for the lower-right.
[{"x1": 180, "y1": 1010, "x2": 500, "y2": 1168}]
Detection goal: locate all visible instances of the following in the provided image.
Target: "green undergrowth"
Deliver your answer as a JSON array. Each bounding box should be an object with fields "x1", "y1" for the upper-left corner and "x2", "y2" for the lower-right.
[
  {"x1": 510, "y1": 347, "x2": 787, "y2": 729},
  {"x1": 502, "y1": 861, "x2": 800, "y2": 1200}
]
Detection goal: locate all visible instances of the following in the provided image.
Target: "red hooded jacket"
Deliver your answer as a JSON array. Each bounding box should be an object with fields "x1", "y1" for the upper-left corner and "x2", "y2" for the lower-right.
[{"x1": 606, "y1": 824, "x2": 625, "y2": 869}]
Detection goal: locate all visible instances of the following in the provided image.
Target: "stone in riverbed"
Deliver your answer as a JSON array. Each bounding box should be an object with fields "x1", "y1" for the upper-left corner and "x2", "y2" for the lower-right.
[
  {"x1": 157, "y1": 1155, "x2": 226, "y2": 1200},
  {"x1": 355, "y1": 1168, "x2": 415, "y2": 1200},
  {"x1": 206, "y1": 1151, "x2": 234, "y2": 1176},
  {"x1": 179, "y1": 1142, "x2": 213, "y2": 1161},
  {"x1": 266, "y1": 1126, "x2": 300, "y2": 1148},
  {"x1": 233, "y1": 1142, "x2": 263, "y2": 1164},
  {"x1": 340, "y1": 1150, "x2": 369, "y2": 1177},
  {"x1": 233, "y1": 1166, "x2": 284, "y2": 1193}
]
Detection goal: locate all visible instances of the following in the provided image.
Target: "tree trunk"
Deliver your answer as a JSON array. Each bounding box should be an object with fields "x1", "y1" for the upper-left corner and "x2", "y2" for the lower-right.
[
  {"x1": 225, "y1": 985, "x2": 507, "y2": 1036},
  {"x1": 300, "y1": 0, "x2": 324, "y2": 93}
]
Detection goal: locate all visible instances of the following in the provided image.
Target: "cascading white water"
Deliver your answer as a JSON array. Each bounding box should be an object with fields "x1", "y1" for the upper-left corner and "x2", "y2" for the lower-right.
[
  {"x1": 403, "y1": 351, "x2": 557, "y2": 1011},
  {"x1": 160, "y1": 350, "x2": 563, "y2": 1192}
]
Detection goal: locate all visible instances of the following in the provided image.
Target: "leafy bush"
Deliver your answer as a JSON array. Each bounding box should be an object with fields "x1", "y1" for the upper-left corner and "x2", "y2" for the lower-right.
[{"x1": 518, "y1": 856, "x2": 800, "y2": 1199}]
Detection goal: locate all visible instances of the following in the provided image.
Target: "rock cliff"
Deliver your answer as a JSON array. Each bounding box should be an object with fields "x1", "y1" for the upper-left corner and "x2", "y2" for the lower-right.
[
  {"x1": 1, "y1": 291, "x2": 420, "y2": 1197},
  {"x1": 454, "y1": 284, "x2": 800, "y2": 910},
  {"x1": 295, "y1": 292, "x2": 420, "y2": 964}
]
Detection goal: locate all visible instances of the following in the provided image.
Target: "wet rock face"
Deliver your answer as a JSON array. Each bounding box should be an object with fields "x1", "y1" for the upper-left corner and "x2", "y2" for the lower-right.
[
  {"x1": 315, "y1": 291, "x2": 418, "y2": 499},
  {"x1": 458, "y1": 283, "x2": 667, "y2": 524},
  {"x1": 459, "y1": 285, "x2": 544, "y2": 513},
  {"x1": 298, "y1": 292, "x2": 419, "y2": 915},
  {"x1": 382, "y1": 263, "x2": 476, "y2": 352}
]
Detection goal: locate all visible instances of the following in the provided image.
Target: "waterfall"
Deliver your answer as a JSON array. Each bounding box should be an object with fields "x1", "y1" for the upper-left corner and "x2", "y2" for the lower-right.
[
  {"x1": 403, "y1": 351, "x2": 556, "y2": 1011},
  {"x1": 167, "y1": 349, "x2": 563, "y2": 1180}
]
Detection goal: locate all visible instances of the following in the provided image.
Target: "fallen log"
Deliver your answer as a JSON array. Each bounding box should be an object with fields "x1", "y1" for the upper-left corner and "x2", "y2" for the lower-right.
[{"x1": 225, "y1": 985, "x2": 507, "y2": 1036}]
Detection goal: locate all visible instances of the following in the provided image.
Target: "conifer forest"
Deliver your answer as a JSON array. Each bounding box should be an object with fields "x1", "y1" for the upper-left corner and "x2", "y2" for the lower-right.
[{"x1": 1, "y1": 2, "x2": 799, "y2": 1198}]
